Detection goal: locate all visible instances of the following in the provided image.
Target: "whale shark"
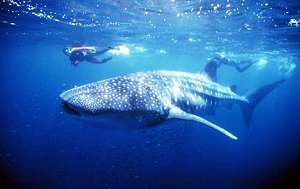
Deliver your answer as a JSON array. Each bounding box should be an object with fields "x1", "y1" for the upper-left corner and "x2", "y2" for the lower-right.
[{"x1": 60, "y1": 70, "x2": 285, "y2": 140}]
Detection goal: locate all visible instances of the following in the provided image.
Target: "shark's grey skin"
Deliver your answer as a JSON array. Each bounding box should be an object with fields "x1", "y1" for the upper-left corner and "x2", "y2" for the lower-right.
[{"x1": 60, "y1": 70, "x2": 284, "y2": 140}]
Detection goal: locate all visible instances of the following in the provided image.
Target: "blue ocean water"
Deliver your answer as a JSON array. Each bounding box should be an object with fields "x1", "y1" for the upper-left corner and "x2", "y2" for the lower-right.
[{"x1": 1, "y1": 0, "x2": 300, "y2": 188}]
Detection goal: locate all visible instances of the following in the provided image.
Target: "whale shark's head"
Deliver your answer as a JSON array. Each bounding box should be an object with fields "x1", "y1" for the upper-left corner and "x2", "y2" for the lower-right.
[
  {"x1": 60, "y1": 80, "x2": 132, "y2": 115},
  {"x1": 59, "y1": 75, "x2": 166, "y2": 116},
  {"x1": 59, "y1": 76, "x2": 168, "y2": 127},
  {"x1": 60, "y1": 85, "x2": 98, "y2": 115}
]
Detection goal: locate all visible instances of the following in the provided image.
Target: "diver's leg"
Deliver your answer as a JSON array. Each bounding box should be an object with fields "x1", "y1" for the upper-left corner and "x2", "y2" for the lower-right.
[
  {"x1": 93, "y1": 47, "x2": 111, "y2": 55},
  {"x1": 100, "y1": 55, "x2": 115, "y2": 64},
  {"x1": 86, "y1": 57, "x2": 104, "y2": 64},
  {"x1": 87, "y1": 55, "x2": 114, "y2": 64}
]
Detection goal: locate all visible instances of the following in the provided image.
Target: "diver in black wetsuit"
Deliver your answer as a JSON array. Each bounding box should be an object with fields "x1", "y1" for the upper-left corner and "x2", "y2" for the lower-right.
[
  {"x1": 63, "y1": 46, "x2": 119, "y2": 66},
  {"x1": 202, "y1": 54, "x2": 254, "y2": 81}
]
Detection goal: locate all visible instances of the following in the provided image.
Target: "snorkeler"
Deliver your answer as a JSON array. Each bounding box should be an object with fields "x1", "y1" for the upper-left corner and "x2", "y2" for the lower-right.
[
  {"x1": 63, "y1": 46, "x2": 119, "y2": 66},
  {"x1": 202, "y1": 54, "x2": 254, "y2": 81}
]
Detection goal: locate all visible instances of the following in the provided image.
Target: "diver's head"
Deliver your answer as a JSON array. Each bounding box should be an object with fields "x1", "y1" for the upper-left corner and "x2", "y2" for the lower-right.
[{"x1": 63, "y1": 47, "x2": 71, "y2": 55}]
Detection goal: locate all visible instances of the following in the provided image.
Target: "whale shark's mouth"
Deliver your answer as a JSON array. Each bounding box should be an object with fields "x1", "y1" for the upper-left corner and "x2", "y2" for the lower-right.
[{"x1": 62, "y1": 102, "x2": 80, "y2": 116}]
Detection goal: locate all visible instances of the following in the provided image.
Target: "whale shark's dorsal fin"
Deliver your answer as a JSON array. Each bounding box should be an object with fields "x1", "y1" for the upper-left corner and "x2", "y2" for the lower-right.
[
  {"x1": 200, "y1": 60, "x2": 218, "y2": 82},
  {"x1": 167, "y1": 106, "x2": 238, "y2": 140}
]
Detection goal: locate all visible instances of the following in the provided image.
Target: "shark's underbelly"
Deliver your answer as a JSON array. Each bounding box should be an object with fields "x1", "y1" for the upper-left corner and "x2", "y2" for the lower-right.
[{"x1": 79, "y1": 109, "x2": 168, "y2": 129}]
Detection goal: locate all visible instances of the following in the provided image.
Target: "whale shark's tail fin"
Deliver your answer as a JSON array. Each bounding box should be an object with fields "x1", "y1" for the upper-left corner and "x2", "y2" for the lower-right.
[{"x1": 241, "y1": 79, "x2": 286, "y2": 129}]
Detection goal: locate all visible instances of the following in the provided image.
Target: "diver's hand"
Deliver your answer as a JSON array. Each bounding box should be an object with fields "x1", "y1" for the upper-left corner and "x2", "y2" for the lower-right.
[{"x1": 71, "y1": 61, "x2": 79, "y2": 66}]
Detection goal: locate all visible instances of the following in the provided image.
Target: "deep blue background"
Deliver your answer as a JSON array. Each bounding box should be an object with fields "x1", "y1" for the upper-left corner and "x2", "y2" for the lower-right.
[{"x1": 1, "y1": 1, "x2": 300, "y2": 189}]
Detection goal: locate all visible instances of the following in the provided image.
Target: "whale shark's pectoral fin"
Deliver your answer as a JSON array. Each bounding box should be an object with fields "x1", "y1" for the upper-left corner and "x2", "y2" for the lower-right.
[{"x1": 167, "y1": 106, "x2": 238, "y2": 140}]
